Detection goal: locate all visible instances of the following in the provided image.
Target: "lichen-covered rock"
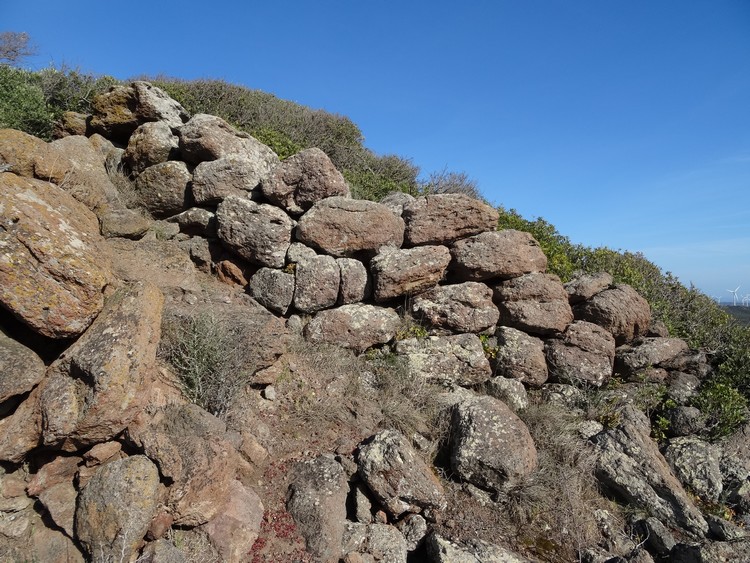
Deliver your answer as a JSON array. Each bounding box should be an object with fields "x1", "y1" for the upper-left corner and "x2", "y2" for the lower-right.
[
  {"x1": 564, "y1": 272, "x2": 613, "y2": 304},
  {"x1": 485, "y1": 377, "x2": 529, "y2": 412},
  {"x1": 450, "y1": 395, "x2": 537, "y2": 492},
  {"x1": 494, "y1": 326, "x2": 548, "y2": 386},
  {"x1": 0, "y1": 327, "x2": 45, "y2": 403},
  {"x1": 191, "y1": 155, "x2": 267, "y2": 205},
  {"x1": 216, "y1": 195, "x2": 294, "y2": 268},
  {"x1": 337, "y1": 258, "x2": 370, "y2": 304},
  {"x1": 0, "y1": 173, "x2": 112, "y2": 338},
  {"x1": 0, "y1": 128, "x2": 47, "y2": 177},
  {"x1": 380, "y1": 191, "x2": 415, "y2": 216},
  {"x1": 249, "y1": 267, "x2": 295, "y2": 315},
  {"x1": 0, "y1": 383, "x2": 43, "y2": 462},
  {"x1": 126, "y1": 403, "x2": 240, "y2": 527},
  {"x1": 39, "y1": 281, "x2": 163, "y2": 450},
  {"x1": 294, "y1": 255, "x2": 340, "y2": 313},
  {"x1": 342, "y1": 522, "x2": 409, "y2": 563},
  {"x1": 124, "y1": 121, "x2": 179, "y2": 175},
  {"x1": 450, "y1": 230, "x2": 548, "y2": 282},
  {"x1": 304, "y1": 304, "x2": 400, "y2": 353},
  {"x1": 168, "y1": 207, "x2": 217, "y2": 237},
  {"x1": 178, "y1": 114, "x2": 279, "y2": 173},
  {"x1": 545, "y1": 321, "x2": 615, "y2": 387},
  {"x1": 357, "y1": 430, "x2": 446, "y2": 518},
  {"x1": 574, "y1": 284, "x2": 651, "y2": 345},
  {"x1": 296, "y1": 197, "x2": 405, "y2": 257},
  {"x1": 135, "y1": 160, "x2": 191, "y2": 218},
  {"x1": 425, "y1": 533, "x2": 531, "y2": 563},
  {"x1": 99, "y1": 207, "x2": 151, "y2": 239},
  {"x1": 395, "y1": 333, "x2": 491, "y2": 385},
  {"x1": 403, "y1": 194, "x2": 499, "y2": 246},
  {"x1": 615, "y1": 337, "x2": 690, "y2": 378},
  {"x1": 664, "y1": 436, "x2": 723, "y2": 503},
  {"x1": 90, "y1": 81, "x2": 190, "y2": 140},
  {"x1": 494, "y1": 273, "x2": 573, "y2": 336},
  {"x1": 287, "y1": 455, "x2": 348, "y2": 563},
  {"x1": 262, "y1": 147, "x2": 350, "y2": 214},
  {"x1": 411, "y1": 282, "x2": 499, "y2": 333},
  {"x1": 591, "y1": 405, "x2": 708, "y2": 536},
  {"x1": 370, "y1": 245, "x2": 451, "y2": 302},
  {"x1": 75, "y1": 455, "x2": 161, "y2": 562}
]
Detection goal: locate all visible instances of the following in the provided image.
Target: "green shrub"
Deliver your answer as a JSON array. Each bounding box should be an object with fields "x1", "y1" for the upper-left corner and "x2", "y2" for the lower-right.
[
  {"x1": 0, "y1": 65, "x2": 53, "y2": 138},
  {"x1": 692, "y1": 381, "x2": 748, "y2": 439},
  {"x1": 159, "y1": 311, "x2": 254, "y2": 418}
]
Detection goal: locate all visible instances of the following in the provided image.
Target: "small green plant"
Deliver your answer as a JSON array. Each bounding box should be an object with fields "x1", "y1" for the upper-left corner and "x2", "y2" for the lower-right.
[
  {"x1": 479, "y1": 333, "x2": 499, "y2": 360},
  {"x1": 691, "y1": 381, "x2": 748, "y2": 439},
  {"x1": 159, "y1": 311, "x2": 255, "y2": 418}
]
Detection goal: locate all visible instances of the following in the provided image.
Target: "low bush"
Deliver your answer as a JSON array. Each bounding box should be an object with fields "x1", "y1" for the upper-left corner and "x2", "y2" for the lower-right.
[
  {"x1": 159, "y1": 311, "x2": 255, "y2": 418},
  {"x1": 0, "y1": 65, "x2": 53, "y2": 138}
]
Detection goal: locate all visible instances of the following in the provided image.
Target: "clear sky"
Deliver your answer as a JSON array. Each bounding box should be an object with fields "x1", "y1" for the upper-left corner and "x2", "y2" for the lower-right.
[{"x1": 3, "y1": 1, "x2": 749, "y2": 300}]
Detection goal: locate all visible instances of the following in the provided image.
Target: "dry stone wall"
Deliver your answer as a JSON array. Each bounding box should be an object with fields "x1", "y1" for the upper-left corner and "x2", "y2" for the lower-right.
[{"x1": 0, "y1": 81, "x2": 747, "y2": 562}]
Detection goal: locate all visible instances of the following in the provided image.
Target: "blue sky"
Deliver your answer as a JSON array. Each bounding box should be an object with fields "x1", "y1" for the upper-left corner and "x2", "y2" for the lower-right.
[{"x1": 3, "y1": 1, "x2": 749, "y2": 300}]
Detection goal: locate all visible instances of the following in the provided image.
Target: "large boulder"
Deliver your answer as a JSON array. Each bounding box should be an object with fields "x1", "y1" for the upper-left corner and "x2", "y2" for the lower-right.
[
  {"x1": 402, "y1": 194, "x2": 499, "y2": 246},
  {"x1": 0, "y1": 173, "x2": 112, "y2": 338},
  {"x1": 177, "y1": 114, "x2": 278, "y2": 173},
  {"x1": 293, "y1": 255, "x2": 340, "y2": 313},
  {"x1": 545, "y1": 320, "x2": 615, "y2": 387},
  {"x1": 39, "y1": 281, "x2": 163, "y2": 450},
  {"x1": 90, "y1": 81, "x2": 190, "y2": 140},
  {"x1": 249, "y1": 267, "x2": 295, "y2": 315},
  {"x1": 494, "y1": 326, "x2": 548, "y2": 387},
  {"x1": 450, "y1": 395, "x2": 538, "y2": 492},
  {"x1": 370, "y1": 245, "x2": 451, "y2": 302},
  {"x1": 565, "y1": 272, "x2": 613, "y2": 304},
  {"x1": 615, "y1": 337, "x2": 690, "y2": 378},
  {"x1": 287, "y1": 455, "x2": 348, "y2": 563},
  {"x1": 395, "y1": 334, "x2": 491, "y2": 386},
  {"x1": 262, "y1": 147, "x2": 349, "y2": 214},
  {"x1": 134, "y1": 160, "x2": 191, "y2": 217},
  {"x1": 591, "y1": 405, "x2": 708, "y2": 536},
  {"x1": 304, "y1": 304, "x2": 400, "y2": 353},
  {"x1": 216, "y1": 195, "x2": 294, "y2": 268},
  {"x1": 296, "y1": 197, "x2": 405, "y2": 257},
  {"x1": 450, "y1": 230, "x2": 548, "y2": 282},
  {"x1": 357, "y1": 430, "x2": 446, "y2": 518},
  {"x1": 0, "y1": 383, "x2": 44, "y2": 462},
  {"x1": 0, "y1": 327, "x2": 45, "y2": 403},
  {"x1": 191, "y1": 155, "x2": 266, "y2": 205},
  {"x1": 126, "y1": 403, "x2": 240, "y2": 526},
  {"x1": 0, "y1": 128, "x2": 47, "y2": 177},
  {"x1": 123, "y1": 121, "x2": 179, "y2": 175},
  {"x1": 494, "y1": 273, "x2": 573, "y2": 336},
  {"x1": 411, "y1": 282, "x2": 499, "y2": 333},
  {"x1": 342, "y1": 522, "x2": 409, "y2": 562},
  {"x1": 574, "y1": 284, "x2": 651, "y2": 345},
  {"x1": 75, "y1": 455, "x2": 161, "y2": 562}
]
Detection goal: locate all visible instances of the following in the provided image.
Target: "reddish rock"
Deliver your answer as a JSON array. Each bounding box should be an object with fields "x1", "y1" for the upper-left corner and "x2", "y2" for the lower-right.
[
  {"x1": 0, "y1": 385, "x2": 43, "y2": 462},
  {"x1": 403, "y1": 194, "x2": 499, "y2": 246},
  {"x1": 615, "y1": 337, "x2": 690, "y2": 377},
  {"x1": 192, "y1": 154, "x2": 267, "y2": 205},
  {"x1": 124, "y1": 121, "x2": 179, "y2": 175},
  {"x1": 202, "y1": 480, "x2": 264, "y2": 563},
  {"x1": 293, "y1": 255, "x2": 340, "y2": 313},
  {"x1": 0, "y1": 128, "x2": 47, "y2": 177},
  {"x1": 296, "y1": 197, "x2": 405, "y2": 257},
  {"x1": 370, "y1": 245, "x2": 451, "y2": 302},
  {"x1": 337, "y1": 258, "x2": 370, "y2": 305},
  {"x1": 411, "y1": 281, "x2": 499, "y2": 333},
  {"x1": 545, "y1": 320, "x2": 616, "y2": 387},
  {"x1": 262, "y1": 147, "x2": 350, "y2": 214},
  {"x1": 494, "y1": 273, "x2": 573, "y2": 336},
  {"x1": 450, "y1": 229, "x2": 548, "y2": 282},
  {"x1": 565, "y1": 272, "x2": 613, "y2": 304},
  {"x1": 494, "y1": 326, "x2": 548, "y2": 387},
  {"x1": 574, "y1": 284, "x2": 651, "y2": 345},
  {"x1": 27, "y1": 455, "x2": 82, "y2": 497},
  {"x1": 0, "y1": 173, "x2": 112, "y2": 339},
  {"x1": 135, "y1": 160, "x2": 191, "y2": 218},
  {"x1": 0, "y1": 327, "x2": 45, "y2": 403}
]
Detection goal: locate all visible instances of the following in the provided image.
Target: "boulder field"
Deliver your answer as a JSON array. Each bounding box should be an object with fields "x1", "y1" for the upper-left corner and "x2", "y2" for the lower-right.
[{"x1": 1, "y1": 82, "x2": 749, "y2": 562}]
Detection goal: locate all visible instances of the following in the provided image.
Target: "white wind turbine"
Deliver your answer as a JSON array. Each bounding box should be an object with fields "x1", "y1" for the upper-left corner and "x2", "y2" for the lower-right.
[
  {"x1": 727, "y1": 285, "x2": 741, "y2": 306},
  {"x1": 743, "y1": 294, "x2": 750, "y2": 307}
]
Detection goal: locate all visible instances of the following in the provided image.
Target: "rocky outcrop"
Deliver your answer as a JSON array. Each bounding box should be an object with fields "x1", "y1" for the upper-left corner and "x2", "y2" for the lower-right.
[
  {"x1": 574, "y1": 284, "x2": 651, "y2": 345},
  {"x1": 124, "y1": 121, "x2": 179, "y2": 175},
  {"x1": 493, "y1": 326, "x2": 548, "y2": 386},
  {"x1": 304, "y1": 304, "x2": 401, "y2": 352},
  {"x1": 411, "y1": 282, "x2": 499, "y2": 333},
  {"x1": 395, "y1": 334, "x2": 491, "y2": 385},
  {"x1": 0, "y1": 173, "x2": 112, "y2": 338},
  {"x1": 545, "y1": 320, "x2": 615, "y2": 387},
  {"x1": 494, "y1": 273, "x2": 573, "y2": 336},
  {"x1": 135, "y1": 160, "x2": 191, "y2": 217},
  {"x1": 370, "y1": 245, "x2": 451, "y2": 302}
]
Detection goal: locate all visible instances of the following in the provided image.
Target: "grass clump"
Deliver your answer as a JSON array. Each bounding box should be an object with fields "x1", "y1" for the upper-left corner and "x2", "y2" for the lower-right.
[{"x1": 159, "y1": 311, "x2": 255, "y2": 418}]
